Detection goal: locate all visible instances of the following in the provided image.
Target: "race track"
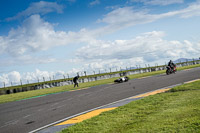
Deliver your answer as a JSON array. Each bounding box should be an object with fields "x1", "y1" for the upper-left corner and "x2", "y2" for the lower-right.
[{"x1": 0, "y1": 67, "x2": 199, "y2": 133}]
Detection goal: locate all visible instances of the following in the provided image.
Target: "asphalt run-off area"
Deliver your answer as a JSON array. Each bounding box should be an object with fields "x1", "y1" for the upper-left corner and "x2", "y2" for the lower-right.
[{"x1": 0, "y1": 67, "x2": 200, "y2": 133}]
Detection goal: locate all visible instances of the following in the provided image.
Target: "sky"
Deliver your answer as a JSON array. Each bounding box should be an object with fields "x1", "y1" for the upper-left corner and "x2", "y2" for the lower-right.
[{"x1": 0, "y1": 0, "x2": 200, "y2": 87}]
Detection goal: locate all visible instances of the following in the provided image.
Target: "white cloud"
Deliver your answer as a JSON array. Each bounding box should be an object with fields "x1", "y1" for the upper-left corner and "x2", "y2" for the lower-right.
[
  {"x1": 0, "y1": 37, "x2": 6, "y2": 55},
  {"x1": 6, "y1": 1, "x2": 64, "y2": 21},
  {"x1": 0, "y1": 69, "x2": 77, "y2": 87},
  {"x1": 0, "y1": 71, "x2": 21, "y2": 86},
  {"x1": 97, "y1": 1, "x2": 200, "y2": 33},
  {"x1": 3, "y1": 15, "x2": 65, "y2": 56},
  {"x1": 89, "y1": 0, "x2": 100, "y2": 6},
  {"x1": 0, "y1": 14, "x2": 97, "y2": 66},
  {"x1": 76, "y1": 31, "x2": 165, "y2": 61},
  {"x1": 179, "y1": 1, "x2": 200, "y2": 18},
  {"x1": 82, "y1": 57, "x2": 144, "y2": 72},
  {"x1": 0, "y1": 15, "x2": 65, "y2": 65},
  {"x1": 131, "y1": 0, "x2": 184, "y2": 6},
  {"x1": 98, "y1": 7, "x2": 156, "y2": 26},
  {"x1": 74, "y1": 31, "x2": 200, "y2": 70}
]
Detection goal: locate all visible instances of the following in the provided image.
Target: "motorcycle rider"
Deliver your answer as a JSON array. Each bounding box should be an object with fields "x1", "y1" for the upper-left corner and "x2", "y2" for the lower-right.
[
  {"x1": 73, "y1": 75, "x2": 80, "y2": 88},
  {"x1": 168, "y1": 60, "x2": 175, "y2": 72}
]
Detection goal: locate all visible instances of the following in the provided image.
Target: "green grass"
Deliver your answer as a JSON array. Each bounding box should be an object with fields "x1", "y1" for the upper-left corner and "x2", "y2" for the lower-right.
[
  {"x1": 177, "y1": 64, "x2": 200, "y2": 70},
  {"x1": 0, "y1": 63, "x2": 200, "y2": 104},
  {"x1": 60, "y1": 80, "x2": 200, "y2": 133}
]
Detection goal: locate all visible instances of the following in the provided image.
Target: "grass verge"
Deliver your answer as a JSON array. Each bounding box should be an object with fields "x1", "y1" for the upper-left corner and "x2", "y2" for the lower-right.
[
  {"x1": 0, "y1": 64, "x2": 200, "y2": 104},
  {"x1": 60, "y1": 80, "x2": 200, "y2": 133}
]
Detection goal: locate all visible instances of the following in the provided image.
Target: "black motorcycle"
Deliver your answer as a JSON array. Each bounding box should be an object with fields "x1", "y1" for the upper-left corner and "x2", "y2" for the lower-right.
[{"x1": 166, "y1": 66, "x2": 176, "y2": 75}]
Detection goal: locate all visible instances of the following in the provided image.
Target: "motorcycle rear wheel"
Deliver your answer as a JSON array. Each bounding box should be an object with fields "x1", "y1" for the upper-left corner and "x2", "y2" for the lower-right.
[{"x1": 166, "y1": 70, "x2": 170, "y2": 75}]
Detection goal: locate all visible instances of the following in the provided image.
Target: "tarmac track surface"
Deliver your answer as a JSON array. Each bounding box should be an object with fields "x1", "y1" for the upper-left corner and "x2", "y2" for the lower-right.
[{"x1": 0, "y1": 67, "x2": 200, "y2": 133}]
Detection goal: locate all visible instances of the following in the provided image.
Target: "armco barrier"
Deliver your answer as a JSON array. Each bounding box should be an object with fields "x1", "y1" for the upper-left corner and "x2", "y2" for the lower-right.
[{"x1": 0, "y1": 60, "x2": 200, "y2": 95}]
